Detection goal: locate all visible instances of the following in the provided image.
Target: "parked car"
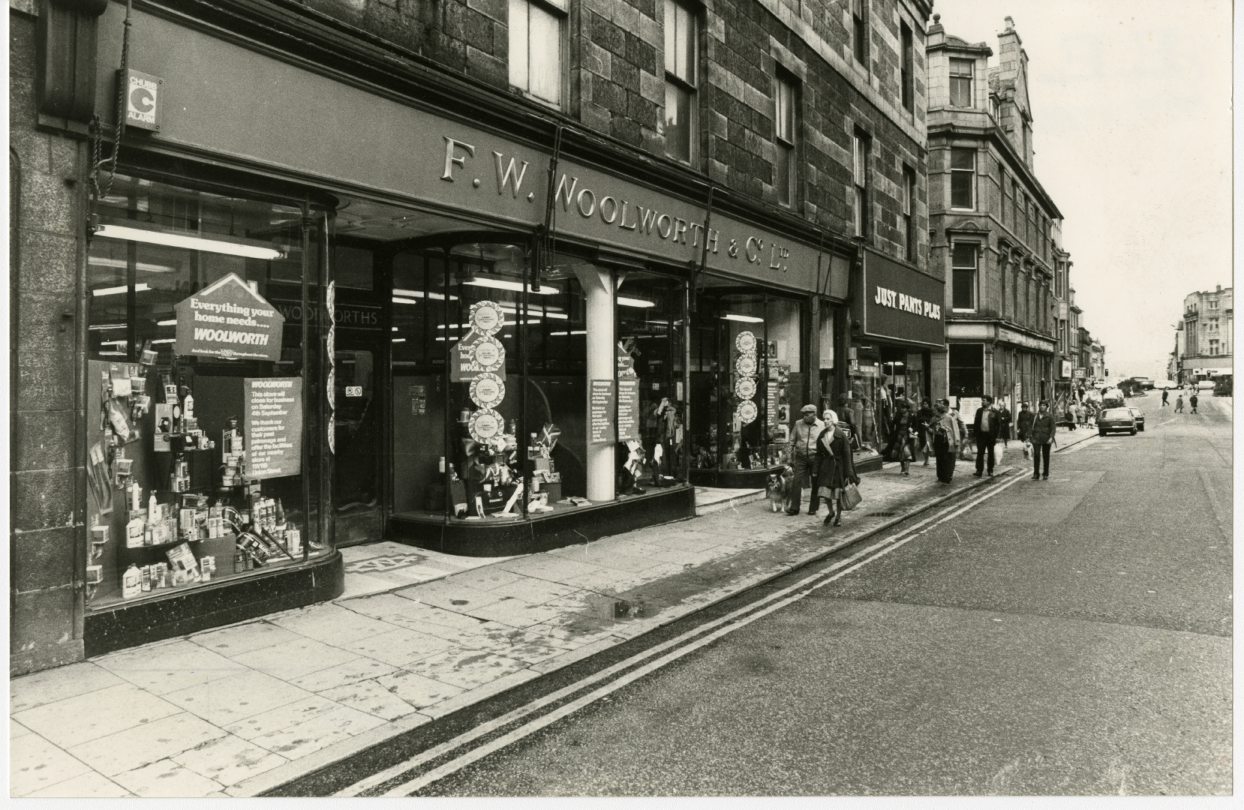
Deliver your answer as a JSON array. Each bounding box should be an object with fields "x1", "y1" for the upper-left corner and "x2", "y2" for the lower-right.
[
  {"x1": 1213, "y1": 377, "x2": 1232, "y2": 397},
  {"x1": 1197, "y1": 380, "x2": 1216, "y2": 391},
  {"x1": 1127, "y1": 407, "x2": 1146, "y2": 431},
  {"x1": 1097, "y1": 408, "x2": 1137, "y2": 436}
]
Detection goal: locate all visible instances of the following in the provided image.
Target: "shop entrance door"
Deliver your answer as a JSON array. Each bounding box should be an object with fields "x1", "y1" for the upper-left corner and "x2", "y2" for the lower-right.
[{"x1": 332, "y1": 243, "x2": 386, "y2": 546}]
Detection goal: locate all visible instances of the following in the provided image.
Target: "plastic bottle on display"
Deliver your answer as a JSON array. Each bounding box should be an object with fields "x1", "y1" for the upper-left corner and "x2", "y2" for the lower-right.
[{"x1": 122, "y1": 565, "x2": 141, "y2": 598}]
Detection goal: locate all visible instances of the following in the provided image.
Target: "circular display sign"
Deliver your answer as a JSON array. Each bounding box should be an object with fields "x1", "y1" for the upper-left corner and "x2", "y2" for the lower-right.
[
  {"x1": 735, "y1": 355, "x2": 757, "y2": 377},
  {"x1": 736, "y1": 400, "x2": 758, "y2": 425},
  {"x1": 469, "y1": 373, "x2": 506, "y2": 408},
  {"x1": 470, "y1": 336, "x2": 505, "y2": 372},
  {"x1": 468, "y1": 408, "x2": 504, "y2": 442},
  {"x1": 734, "y1": 378, "x2": 757, "y2": 400},
  {"x1": 735, "y1": 330, "x2": 757, "y2": 354},
  {"x1": 469, "y1": 300, "x2": 506, "y2": 336}
]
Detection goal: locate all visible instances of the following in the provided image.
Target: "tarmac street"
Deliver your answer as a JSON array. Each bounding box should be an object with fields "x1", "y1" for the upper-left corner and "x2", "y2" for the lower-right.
[
  {"x1": 8, "y1": 391, "x2": 1228, "y2": 798},
  {"x1": 352, "y1": 393, "x2": 1232, "y2": 797}
]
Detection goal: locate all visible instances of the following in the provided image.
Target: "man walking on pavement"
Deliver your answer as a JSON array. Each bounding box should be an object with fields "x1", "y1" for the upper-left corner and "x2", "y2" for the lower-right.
[
  {"x1": 972, "y1": 395, "x2": 999, "y2": 477},
  {"x1": 1190, "y1": 391, "x2": 1199, "y2": 414},
  {"x1": 1175, "y1": 393, "x2": 1184, "y2": 413},
  {"x1": 1016, "y1": 401, "x2": 1034, "y2": 445},
  {"x1": 1161, "y1": 389, "x2": 1169, "y2": 407},
  {"x1": 786, "y1": 404, "x2": 823, "y2": 516},
  {"x1": 1029, "y1": 399, "x2": 1058, "y2": 480}
]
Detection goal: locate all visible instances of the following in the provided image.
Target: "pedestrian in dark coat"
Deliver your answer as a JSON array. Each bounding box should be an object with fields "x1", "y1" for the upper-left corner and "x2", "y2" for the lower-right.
[
  {"x1": 814, "y1": 411, "x2": 860, "y2": 527},
  {"x1": 1190, "y1": 393, "x2": 1199, "y2": 414},
  {"x1": 917, "y1": 399, "x2": 935, "y2": 466},
  {"x1": 932, "y1": 401, "x2": 959, "y2": 484},
  {"x1": 972, "y1": 395, "x2": 999, "y2": 477},
  {"x1": 1016, "y1": 401, "x2": 1034, "y2": 442},
  {"x1": 1029, "y1": 400, "x2": 1058, "y2": 480},
  {"x1": 998, "y1": 406, "x2": 1013, "y2": 446}
]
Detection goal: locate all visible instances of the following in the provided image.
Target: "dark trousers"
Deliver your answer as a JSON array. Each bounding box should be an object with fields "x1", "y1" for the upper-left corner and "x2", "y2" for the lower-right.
[
  {"x1": 975, "y1": 433, "x2": 997, "y2": 474},
  {"x1": 787, "y1": 454, "x2": 816, "y2": 514},
  {"x1": 1032, "y1": 442, "x2": 1051, "y2": 477},
  {"x1": 935, "y1": 448, "x2": 956, "y2": 482}
]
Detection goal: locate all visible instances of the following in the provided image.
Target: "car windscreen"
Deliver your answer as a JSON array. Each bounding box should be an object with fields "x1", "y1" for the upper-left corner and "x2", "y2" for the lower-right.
[{"x1": 1101, "y1": 409, "x2": 1131, "y2": 418}]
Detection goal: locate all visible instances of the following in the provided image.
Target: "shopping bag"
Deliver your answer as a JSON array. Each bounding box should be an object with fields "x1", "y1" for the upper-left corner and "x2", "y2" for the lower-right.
[
  {"x1": 994, "y1": 443, "x2": 1005, "y2": 465},
  {"x1": 1022, "y1": 440, "x2": 1031, "y2": 459},
  {"x1": 841, "y1": 483, "x2": 862, "y2": 511}
]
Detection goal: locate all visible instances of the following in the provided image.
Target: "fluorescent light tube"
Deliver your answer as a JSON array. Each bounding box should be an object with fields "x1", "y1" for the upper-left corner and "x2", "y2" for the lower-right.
[
  {"x1": 89, "y1": 256, "x2": 177, "y2": 273},
  {"x1": 96, "y1": 224, "x2": 285, "y2": 261},
  {"x1": 93, "y1": 283, "x2": 150, "y2": 297},
  {"x1": 88, "y1": 323, "x2": 127, "y2": 331},
  {"x1": 151, "y1": 339, "x2": 176, "y2": 345},
  {"x1": 551, "y1": 330, "x2": 588, "y2": 336},
  {"x1": 722, "y1": 313, "x2": 764, "y2": 323},
  {"x1": 393, "y1": 289, "x2": 458, "y2": 301},
  {"x1": 465, "y1": 277, "x2": 559, "y2": 295},
  {"x1": 618, "y1": 296, "x2": 656, "y2": 308}
]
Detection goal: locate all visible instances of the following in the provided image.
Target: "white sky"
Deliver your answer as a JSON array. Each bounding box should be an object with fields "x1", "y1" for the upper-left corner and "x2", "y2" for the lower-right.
[{"x1": 931, "y1": 0, "x2": 1234, "y2": 382}]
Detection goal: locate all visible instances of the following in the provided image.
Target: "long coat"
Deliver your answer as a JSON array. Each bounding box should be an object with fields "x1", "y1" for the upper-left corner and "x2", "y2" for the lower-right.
[
  {"x1": 814, "y1": 425, "x2": 859, "y2": 491},
  {"x1": 1029, "y1": 412, "x2": 1057, "y2": 445}
]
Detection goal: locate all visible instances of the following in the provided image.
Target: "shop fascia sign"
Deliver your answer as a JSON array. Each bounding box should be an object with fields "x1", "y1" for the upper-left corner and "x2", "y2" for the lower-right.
[{"x1": 439, "y1": 136, "x2": 822, "y2": 289}]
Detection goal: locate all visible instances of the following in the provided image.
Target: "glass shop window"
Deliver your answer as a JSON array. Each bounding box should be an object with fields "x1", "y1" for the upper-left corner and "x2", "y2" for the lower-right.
[{"x1": 85, "y1": 174, "x2": 328, "y2": 609}]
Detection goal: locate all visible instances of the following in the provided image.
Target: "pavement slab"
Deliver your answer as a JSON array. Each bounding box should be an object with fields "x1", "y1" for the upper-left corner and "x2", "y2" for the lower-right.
[
  {"x1": 10, "y1": 733, "x2": 95, "y2": 797},
  {"x1": 290, "y1": 657, "x2": 399, "y2": 693},
  {"x1": 331, "y1": 626, "x2": 455, "y2": 667},
  {"x1": 190, "y1": 621, "x2": 304, "y2": 657},
  {"x1": 9, "y1": 662, "x2": 126, "y2": 713},
  {"x1": 318, "y1": 679, "x2": 424, "y2": 721},
  {"x1": 13, "y1": 682, "x2": 182, "y2": 749},
  {"x1": 93, "y1": 640, "x2": 249, "y2": 695},
  {"x1": 169, "y1": 732, "x2": 289, "y2": 787},
  {"x1": 66, "y1": 711, "x2": 228, "y2": 777},
  {"x1": 375, "y1": 669, "x2": 465, "y2": 709},
  {"x1": 402, "y1": 648, "x2": 534, "y2": 691},
  {"x1": 24, "y1": 770, "x2": 134, "y2": 798},
  {"x1": 112, "y1": 757, "x2": 225, "y2": 798},
  {"x1": 162, "y1": 670, "x2": 315, "y2": 727},
  {"x1": 223, "y1": 695, "x2": 342, "y2": 742},
  {"x1": 245, "y1": 704, "x2": 386, "y2": 761},
  {"x1": 268, "y1": 602, "x2": 403, "y2": 643}
]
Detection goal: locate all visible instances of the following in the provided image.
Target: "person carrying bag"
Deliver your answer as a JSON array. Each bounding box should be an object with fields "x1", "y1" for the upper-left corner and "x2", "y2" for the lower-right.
[{"x1": 814, "y1": 410, "x2": 861, "y2": 527}]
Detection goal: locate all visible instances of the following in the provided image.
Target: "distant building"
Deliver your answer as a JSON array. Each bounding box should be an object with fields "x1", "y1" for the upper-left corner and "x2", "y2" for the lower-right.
[
  {"x1": 927, "y1": 15, "x2": 1061, "y2": 413},
  {"x1": 1176, "y1": 285, "x2": 1233, "y2": 384}
]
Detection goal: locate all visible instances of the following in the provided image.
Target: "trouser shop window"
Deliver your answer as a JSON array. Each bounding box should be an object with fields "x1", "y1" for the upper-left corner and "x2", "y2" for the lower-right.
[{"x1": 85, "y1": 174, "x2": 330, "y2": 608}]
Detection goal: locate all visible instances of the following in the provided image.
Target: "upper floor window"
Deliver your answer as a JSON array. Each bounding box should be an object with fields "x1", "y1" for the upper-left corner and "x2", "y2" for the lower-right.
[
  {"x1": 509, "y1": 0, "x2": 566, "y2": 107},
  {"x1": 851, "y1": 0, "x2": 869, "y2": 66},
  {"x1": 852, "y1": 129, "x2": 871, "y2": 238},
  {"x1": 664, "y1": 0, "x2": 699, "y2": 164},
  {"x1": 950, "y1": 148, "x2": 975, "y2": 209},
  {"x1": 990, "y1": 95, "x2": 1000, "y2": 120},
  {"x1": 774, "y1": 72, "x2": 798, "y2": 207},
  {"x1": 949, "y1": 58, "x2": 974, "y2": 107},
  {"x1": 900, "y1": 21, "x2": 914, "y2": 113},
  {"x1": 951, "y1": 243, "x2": 977, "y2": 310},
  {"x1": 902, "y1": 165, "x2": 917, "y2": 261},
  {"x1": 1000, "y1": 169, "x2": 1009, "y2": 227}
]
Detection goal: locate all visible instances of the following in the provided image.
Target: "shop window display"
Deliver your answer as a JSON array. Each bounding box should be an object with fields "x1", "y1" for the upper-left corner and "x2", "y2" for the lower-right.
[
  {"x1": 85, "y1": 175, "x2": 328, "y2": 608},
  {"x1": 689, "y1": 290, "x2": 803, "y2": 473},
  {"x1": 389, "y1": 241, "x2": 688, "y2": 523}
]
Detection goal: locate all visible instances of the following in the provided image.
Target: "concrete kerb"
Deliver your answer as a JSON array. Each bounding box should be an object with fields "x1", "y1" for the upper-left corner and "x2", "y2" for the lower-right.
[{"x1": 242, "y1": 465, "x2": 1014, "y2": 797}]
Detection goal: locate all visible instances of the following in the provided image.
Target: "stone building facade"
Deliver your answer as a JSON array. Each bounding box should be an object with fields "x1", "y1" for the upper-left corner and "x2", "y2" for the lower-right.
[
  {"x1": 926, "y1": 14, "x2": 1060, "y2": 415},
  {"x1": 1177, "y1": 285, "x2": 1233, "y2": 384},
  {"x1": 11, "y1": 0, "x2": 935, "y2": 673}
]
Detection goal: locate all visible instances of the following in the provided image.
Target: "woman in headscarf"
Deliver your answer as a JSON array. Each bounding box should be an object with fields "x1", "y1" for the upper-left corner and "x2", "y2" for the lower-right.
[{"x1": 814, "y1": 410, "x2": 860, "y2": 527}]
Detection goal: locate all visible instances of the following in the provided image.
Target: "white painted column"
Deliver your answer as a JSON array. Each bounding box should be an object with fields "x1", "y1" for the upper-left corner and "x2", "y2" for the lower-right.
[{"x1": 575, "y1": 266, "x2": 615, "y2": 503}]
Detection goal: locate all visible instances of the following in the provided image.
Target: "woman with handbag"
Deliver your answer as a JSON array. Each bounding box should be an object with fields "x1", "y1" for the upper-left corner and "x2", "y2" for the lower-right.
[
  {"x1": 933, "y1": 400, "x2": 960, "y2": 484},
  {"x1": 892, "y1": 403, "x2": 916, "y2": 476},
  {"x1": 814, "y1": 410, "x2": 860, "y2": 527}
]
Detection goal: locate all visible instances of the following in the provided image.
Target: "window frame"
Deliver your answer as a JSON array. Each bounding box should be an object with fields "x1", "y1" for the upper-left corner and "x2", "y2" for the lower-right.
[
  {"x1": 951, "y1": 241, "x2": 978, "y2": 311},
  {"x1": 773, "y1": 70, "x2": 798, "y2": 208},
  {"x1": 949, "y1": 58, "x2": 974, "y2": 108},
  {"x1": 949, "y1": 147, "x2": 975, "y2": 211},
  {"x1": 899, "y1": 21, "x2": 914, "y2": 113},
  {"x1": 852, "y1": 129, "x2": 871, "y2": 238},
  {"x1": 508, "y1": 0, "x2": 568, "y2": 108},
  {"x1": 902, "y1": 165, "x2": 917, "y2": 262},
  {"x1": 851, "y1": 0, "x2": 869, "y2": 67},
  {"x1": 663, "y1": 0, "x2": 700, "y2": 165}
]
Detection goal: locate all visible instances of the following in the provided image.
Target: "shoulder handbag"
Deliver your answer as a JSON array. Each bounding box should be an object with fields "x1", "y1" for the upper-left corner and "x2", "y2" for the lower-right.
[{"x1": 840, "y1": 482, "x2": 862, "y2": 511}]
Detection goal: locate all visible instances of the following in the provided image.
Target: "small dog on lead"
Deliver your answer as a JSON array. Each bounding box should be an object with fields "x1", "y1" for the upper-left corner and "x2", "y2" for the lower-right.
[{"x1": 766, "y1": 466, "x2": 794, "y2": 513}]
